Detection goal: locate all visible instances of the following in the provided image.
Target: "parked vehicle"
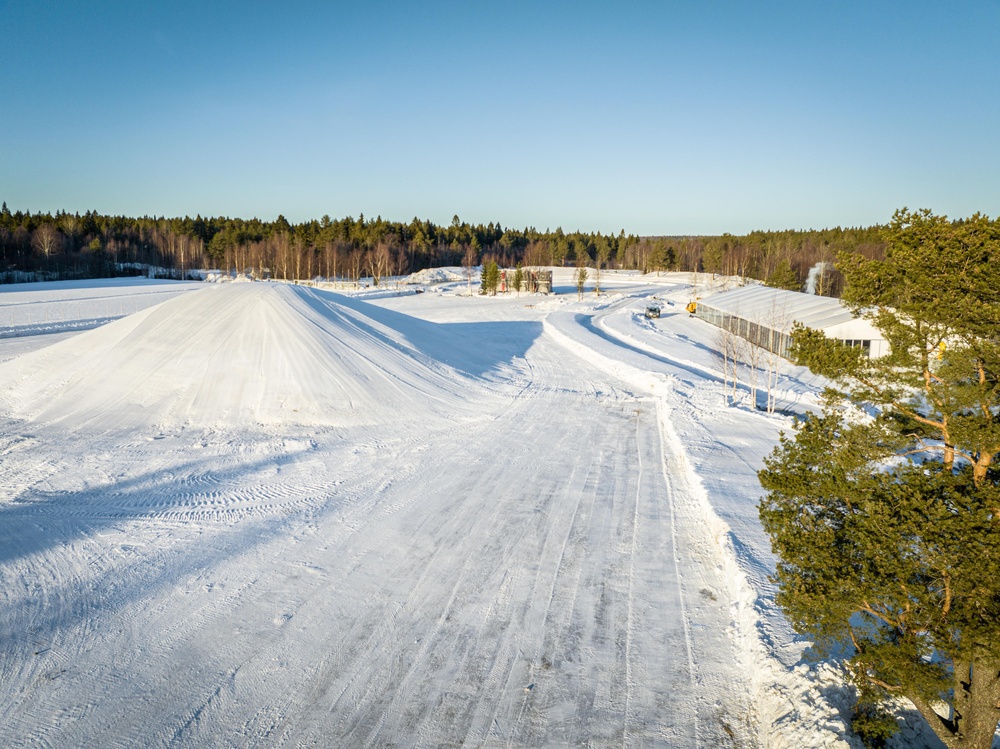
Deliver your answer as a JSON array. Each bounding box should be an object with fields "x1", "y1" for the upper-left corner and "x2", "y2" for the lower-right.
[{"x1": 644, "y1": 305, "x2": 661, "y2": 319}]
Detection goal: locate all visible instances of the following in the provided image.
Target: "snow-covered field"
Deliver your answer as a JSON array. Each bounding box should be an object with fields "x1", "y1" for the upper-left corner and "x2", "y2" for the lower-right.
[{"x1": 0, "y1": 272, "x2": 933, "y2": 747}]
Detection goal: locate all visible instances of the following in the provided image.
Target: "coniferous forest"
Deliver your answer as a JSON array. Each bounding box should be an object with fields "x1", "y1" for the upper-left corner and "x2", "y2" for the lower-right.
[{"x1": 0, "y1": 201, "x2": 886, "y2": 295}]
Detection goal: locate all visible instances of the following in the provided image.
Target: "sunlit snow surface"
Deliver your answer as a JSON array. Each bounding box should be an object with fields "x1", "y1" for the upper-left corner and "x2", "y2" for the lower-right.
[{"x1": 0, "y1": 273, "x2": 938, "y2": 748}]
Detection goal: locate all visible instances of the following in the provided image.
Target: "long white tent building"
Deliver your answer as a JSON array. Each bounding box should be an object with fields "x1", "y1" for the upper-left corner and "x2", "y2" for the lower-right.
[{"x1": 694, "y1": 284, "x2": 889, "y2": 359}]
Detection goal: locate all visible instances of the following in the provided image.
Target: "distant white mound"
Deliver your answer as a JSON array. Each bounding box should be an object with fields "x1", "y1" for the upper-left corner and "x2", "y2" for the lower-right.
[
  {"x1": 0, "y1": 283, "x2": 480, "y2": 432},
  {"x1": 403, "y1": 267, "x2": 468, "y2": 284}
]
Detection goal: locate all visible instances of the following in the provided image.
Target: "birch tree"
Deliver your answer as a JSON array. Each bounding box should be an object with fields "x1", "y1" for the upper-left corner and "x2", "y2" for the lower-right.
[{"x1": 32, "y1": 224, "x2": 60, "y2": 258}]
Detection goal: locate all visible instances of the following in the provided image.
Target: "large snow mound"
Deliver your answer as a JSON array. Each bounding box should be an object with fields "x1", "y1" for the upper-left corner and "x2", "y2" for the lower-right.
[{"x1": 0, "y1": 283, "x2": 511, "y2": 432}]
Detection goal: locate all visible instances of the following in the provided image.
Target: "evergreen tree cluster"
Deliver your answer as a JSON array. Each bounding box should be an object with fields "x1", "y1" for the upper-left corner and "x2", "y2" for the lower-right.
[{"x1": 0, "y1": 200, "x2": 886, "y2": 290}]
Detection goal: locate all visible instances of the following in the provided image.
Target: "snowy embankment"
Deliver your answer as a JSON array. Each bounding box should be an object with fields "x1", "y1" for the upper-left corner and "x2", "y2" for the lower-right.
[{"x1": 0, "y1": 272, "x2": 936, "y2": 748}]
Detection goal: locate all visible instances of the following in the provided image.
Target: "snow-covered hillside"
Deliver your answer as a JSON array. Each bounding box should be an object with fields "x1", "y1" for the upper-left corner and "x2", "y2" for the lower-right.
[{"x1": 0, "y1": 273, "x2": 936, "y2": 747}]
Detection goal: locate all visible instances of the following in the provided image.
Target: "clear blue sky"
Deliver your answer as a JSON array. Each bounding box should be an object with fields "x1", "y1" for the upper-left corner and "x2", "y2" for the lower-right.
[{"x1": 2, "y1": 1, "x2": 998, "y2": 235}]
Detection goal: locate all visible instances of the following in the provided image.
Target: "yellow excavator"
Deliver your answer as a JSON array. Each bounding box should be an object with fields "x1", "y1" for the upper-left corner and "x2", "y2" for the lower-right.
[{"x1": 685, "y1": 300, "x2": 698, "y2": 315}]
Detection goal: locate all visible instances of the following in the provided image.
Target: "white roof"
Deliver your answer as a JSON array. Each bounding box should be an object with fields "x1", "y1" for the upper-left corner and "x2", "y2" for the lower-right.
[{"x1": 699, "y1": 285, "x2": 883, "y2": 340}]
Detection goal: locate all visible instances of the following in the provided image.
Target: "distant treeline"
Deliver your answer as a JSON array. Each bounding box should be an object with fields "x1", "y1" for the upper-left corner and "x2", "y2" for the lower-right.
[{"x1": 0, "y1": 202, "x2": 885, "y2": 294}]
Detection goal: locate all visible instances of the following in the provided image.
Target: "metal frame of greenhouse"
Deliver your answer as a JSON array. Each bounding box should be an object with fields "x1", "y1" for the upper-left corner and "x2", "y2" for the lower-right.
[{"x1": 695, "y1": 285, "x2": 889, "y2": 359}]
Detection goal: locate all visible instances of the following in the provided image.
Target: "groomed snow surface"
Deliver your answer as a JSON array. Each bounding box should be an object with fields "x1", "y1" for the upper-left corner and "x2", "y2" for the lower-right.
[{"x1": 0, "y1": 272, "x2": 939, "y2": 748}]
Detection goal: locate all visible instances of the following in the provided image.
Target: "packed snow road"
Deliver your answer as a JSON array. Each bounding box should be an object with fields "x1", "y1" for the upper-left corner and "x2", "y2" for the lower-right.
[{"x1": 0, "y1": 275, "x2": 859, "y2": 748}]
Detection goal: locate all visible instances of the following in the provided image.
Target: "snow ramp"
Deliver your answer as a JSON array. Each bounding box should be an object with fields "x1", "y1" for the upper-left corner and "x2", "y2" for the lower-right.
[{"x1": 0, "y1": 283, "x2": 513, "y2": 432}]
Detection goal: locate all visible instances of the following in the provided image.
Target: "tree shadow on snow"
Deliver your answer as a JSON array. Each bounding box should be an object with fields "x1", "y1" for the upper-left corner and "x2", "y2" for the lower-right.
[{"x1": 0, "y1": 450, "x2": 330, "y2": 641}]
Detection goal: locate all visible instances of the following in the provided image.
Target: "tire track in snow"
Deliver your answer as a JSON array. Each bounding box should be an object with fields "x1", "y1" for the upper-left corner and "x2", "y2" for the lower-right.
[
  {"x1": 621, "y1": 410, "x2": 642, "y2": 748},
  {"x1": 543, "y1": 312, "x2": 759, "y2": 747},
  {"x1": 658, "y1": 401, "x2": 701, "y2": 748},
  {"x1": 583, "y1": 296, "x2": 856, "y2": 746},
  {"x1": 262, "y1": 341, "x2": 679, "y2": 747}
]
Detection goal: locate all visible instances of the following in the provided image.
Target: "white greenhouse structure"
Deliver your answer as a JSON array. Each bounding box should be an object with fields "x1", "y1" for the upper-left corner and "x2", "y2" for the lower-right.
[{"x1": 694, "y1": 285, "x2": 889, "y2": 359}]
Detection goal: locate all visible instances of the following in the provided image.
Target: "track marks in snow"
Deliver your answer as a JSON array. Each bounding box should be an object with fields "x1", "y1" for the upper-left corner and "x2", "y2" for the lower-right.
[
  {"x1": 545, "y1": 307, "x2": 760, "y2": 747},
  {"x1": 0, "y1": 283, "x2": 772, "y2": 748},
  {"x1": 232, "y1": 352, "x2": 703, "y2": 748}
]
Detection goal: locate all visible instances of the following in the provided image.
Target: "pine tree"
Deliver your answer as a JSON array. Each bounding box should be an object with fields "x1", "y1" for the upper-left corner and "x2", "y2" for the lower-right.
[
  {"x1": 759, "y1": 209, "x2": 1000, "y2": 749},
  {"x1": 512, "y1": 263, "x2": 524, "y2": 296},
  {"x1": 765, "y1": 258, "x2": 800, "y2": 291},
  {"x1": 480, "y1": 260, "x2": 500, "y2": 296}
]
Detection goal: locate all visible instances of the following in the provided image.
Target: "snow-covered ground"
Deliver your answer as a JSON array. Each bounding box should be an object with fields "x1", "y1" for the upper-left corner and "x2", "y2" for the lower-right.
[{"x1": 0, "y1": 272, "x2": 936, "y2": 747}]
